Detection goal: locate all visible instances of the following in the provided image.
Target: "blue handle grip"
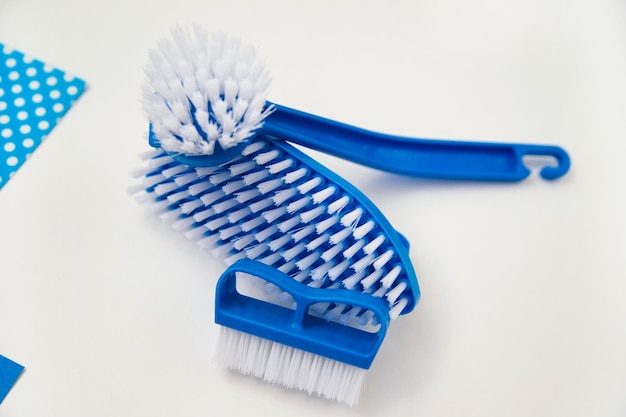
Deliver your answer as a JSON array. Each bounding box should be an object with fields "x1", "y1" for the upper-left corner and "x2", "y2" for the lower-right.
[
  {"x1": 260, "y1": 103, "x2": 570, "y2": 182},
  {"x1": 215, "y1": 259, "x2": 390, "y2": 369}
]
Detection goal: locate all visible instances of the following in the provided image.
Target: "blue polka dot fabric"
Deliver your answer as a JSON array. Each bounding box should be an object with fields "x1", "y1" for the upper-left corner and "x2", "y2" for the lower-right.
[{"x1": 0, "y1": 43, "x2": 85, "y2": 190}]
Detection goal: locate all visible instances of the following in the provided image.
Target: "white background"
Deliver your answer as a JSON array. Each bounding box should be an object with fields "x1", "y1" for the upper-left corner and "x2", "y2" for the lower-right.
[{"x1": 1, "y1": 0, "x2": 625, "y2": 416}]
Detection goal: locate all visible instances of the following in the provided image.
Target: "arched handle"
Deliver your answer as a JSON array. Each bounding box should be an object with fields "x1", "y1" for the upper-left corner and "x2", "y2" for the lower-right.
[
  {"x1": 261, "y1": 103, "x2": 571, "y2": 182},
  {"x1": 215, "y1": 259, "x2": 390, "y2": 369}
]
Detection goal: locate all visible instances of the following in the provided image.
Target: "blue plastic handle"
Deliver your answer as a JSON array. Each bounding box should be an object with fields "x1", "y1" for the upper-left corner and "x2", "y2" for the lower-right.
[
  {"x1": 149, "y1": 102, "x2": 570, "y2": 181},
  {"x1": 215, "y1": 258, "x2": 390, "y2": 370},
  {"x1": 260, "y1": 103, "x2": 570, "y2": 182}
]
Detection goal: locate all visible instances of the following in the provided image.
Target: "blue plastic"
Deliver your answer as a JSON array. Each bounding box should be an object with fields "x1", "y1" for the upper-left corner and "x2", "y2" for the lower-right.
[
  {"x1": 0, "y1": 354, "x2": 24, "y2": 404},
  {"x1": 149, "y1": 102, "x2": 570, "y2": 181},
  {"x1": 140, "y1": 135, "x2": 420, "y2": 317},
  {"x1": 215, "y1": 258, "x2": 390, "y2": 370}
]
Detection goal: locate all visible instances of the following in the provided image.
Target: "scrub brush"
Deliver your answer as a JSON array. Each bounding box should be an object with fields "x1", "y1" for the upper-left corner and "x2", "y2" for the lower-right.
[{"x1": 131, "y1": 26, "x2": 570, "y2": 406}]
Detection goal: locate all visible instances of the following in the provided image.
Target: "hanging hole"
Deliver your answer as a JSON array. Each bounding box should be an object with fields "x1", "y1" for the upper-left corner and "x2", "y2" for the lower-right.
[
  {"x1": 522, "y1": 154, "x2": 558, "y2": 177},
  {"x1": 234, "y1": 271, "x2": 296, "y2": 310},
  {"x1": 306, "y1": 302, "x2": 381, "y2": 334}
]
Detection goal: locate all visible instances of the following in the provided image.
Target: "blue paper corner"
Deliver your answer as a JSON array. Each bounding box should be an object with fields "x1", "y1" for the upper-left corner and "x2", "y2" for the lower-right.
[{"x1": 0, "y1": 354, "x2": 24, "y2": 403}]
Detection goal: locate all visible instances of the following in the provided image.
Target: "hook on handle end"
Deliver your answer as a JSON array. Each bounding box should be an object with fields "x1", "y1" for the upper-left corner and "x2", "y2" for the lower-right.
[{"x1": 520, "y1": 145, "x2": 571, "y2": 181}]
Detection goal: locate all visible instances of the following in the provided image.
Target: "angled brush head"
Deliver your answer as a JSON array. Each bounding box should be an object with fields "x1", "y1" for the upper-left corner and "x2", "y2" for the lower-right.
[{"x1": 143, "y1": 27, "x2": 273, "y2": 159}]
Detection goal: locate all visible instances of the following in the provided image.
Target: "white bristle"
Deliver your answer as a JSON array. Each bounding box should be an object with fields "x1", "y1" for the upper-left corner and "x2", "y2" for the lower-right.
[
  {"x1": 283, "y1": 168, "x2": 307, "y2": 184},
  {"x1": 254, "y1": 150, "x2": 280, "y2": 165},
  {"x1": 340, "y1": 208, "x2": 363, "y2": 227},
  {"x1": 229, "y1": 160, "x2": 257, "y2": 176},
  {"x1": 193, "y1": 208, "x2": 214, "y2": 222},
  {"x1": 311, "y1": 262, "x2": 334, "y2": 280},
  {"x1": 197, "y1": 234, "x2": 220, "y2": 249},
  {"x1": 242, "y1": 140, "x2": 267, "y2": 156},
  {"x1": 160, "y1": 208, "x2": 181, "y2": 223},
  {"x1": 174, "y1": 172, "x2": 198, "y2": 186},
  {"x1": 207, "y1": 216, "x2": 229, "y2": 231},
  {"x1": 389, "y1": 297, "x2": 409, "y2": 320},
  {"x1": 282, "y1": 243, "x2": 306, "y2": 262},
  {"x1": 255, "y1": 224, "x2": 279, "y2": 242},
  {"x1": 300, "y1": 206, "x2": 325, "y2": 224},
  {"x1": 154, "y1": 182, "x2": 178, "y2": 196},
  {"x1": 322, "y1": 243, "x2": 344, "y2": 262},
  {"x1": 287, "y1": 196, "x2": 311, "y2": 214},
  {"x1": 257, "y1": 178, "x2": 283, "y2": 195},
  {"x1": 373, "y1": 249, "x2": 394, "y2": 270},
  {"x1": 196, "y1": 166, "x2": 219, "y2": 177},
  {"x1": 268, "y1": 158, "x2": 294, "y2": 174},
  {"x1": 185, "y1": 225, "x2": 208, "y2": 240},
  {"x1": 188, "y1": 181, "x2": 213, "y2": 196},
  {"x1": 353, "y1": 220, "x2": 375, "y2": 239},
  {"x1": 241, "y1": 216, "x2": 265, "y2": 232},
  {"x1": 236, "y1": 188, "x2": 261, "y2": 203},
  {"x1": 315, "y1": 216, "x2": 338, "y2": 234},
  {"x1": 328, "y1": 260, "x2": 350, "y2": 281},
  {"x1": 306, "y1": 234, "x2": 329, "y2": 251},
  {"x1": 292, "y1": 225, "x2": 316, "y2": 242},
  {"x1": 232, "y1": 234, "x2": 256, "y2": 251},
  {"x1": 330, "y1": 227, "x2": 352, "y2": 245},
  {"x1": 201, "y1": 189, "x2": 226, "y2": 206},
  {"x1": 143, "y1": 174, "x2": 165, "y2": 188},
  {"x1": 220, "y1": 224, "x2": 242, "y2": 240},
  {"x1": 363, "y1": 234, "x2": 385, "y2": 255},
  {"x1": 297, "y1": 177, "x2": 322, "y2": 194},
  {"x1": 172, "y1": 216, "x2": 196, "y2": 232},
  {"x1": 228, "y1": 207, "x2": 252, "y2": 223},
  {"x1": 268, "y1": 234, "x2": 291, "y2": 252},
  {"x1": 244, "y1": 169, "x2": 270, "y2": 185},
  {"x1": 296, "y1": 251, "x2": 321, "y2": 271},
  {"x1": 181, "y1": 199, "x2": 203, "y2": 214},
  {"x1": 352, "y1": 254, "x2": 375, "y2": 273},
  {"x1": 325, "y1": 304, "x2": 346, "y2": 321},
  {"x1": 327, "y1": 196, "x2": 350, "y2": 214},
  {"x1": 225, "y1": 251, "x2": 247, "y2": 266},
  {"x1": 272, "y1": 188, "x2": 298, "y2": 206},
  {"x1": 166, "y1": 189, "x2": 189, "y2": 204},
  {"x1": 342, "y1": 270, "x2": 365, "y2": 290},
  {"x1": 210, "y1": 171, "x2": 234, "y2": 185},
  {"x1": 162, "y1": 164, "x2": 188, "y2": 178},
  {"x1": 360, "y1": 269, "x2": 383, "y2": 289},
  {"x1": 312, "y1": 186, "x2": 335, "y2": 204},
  {"x1": 263, "y1": 206, "x2": 287, "y2": 223},
  {"x1": 222, "y1": 180, "x2": 246, "y2": 195},
  {"x1": 343, "y1": 240, "x2": 365, "y2": 259},
  {"x1": 215, "y1": 328, "x2": 366, "y2": 407},
  {"x1": 386, "y1": 281, "x2": 408, "y2": 304},
  {"x1": 148, "y1": 155, "x2": 173, "y2": 168},
  {"x1": 278, "y1": 216, "x2": 300, "y2": 233},
  {"x1": 213, "y1": 198, "x2": 238, "y2": 214},
  {"x1": 249, "y1": 197, "x2": 272, "y2": 213},
  {"x1": 247, "y1": 243, "x2": 270, "y2": 260},
  {"x1": 145, "y1": 28, "x2": 272, "y2": 156},
  {"x1": 381, "y1": 265, "x2": 402, "y2": 288}
]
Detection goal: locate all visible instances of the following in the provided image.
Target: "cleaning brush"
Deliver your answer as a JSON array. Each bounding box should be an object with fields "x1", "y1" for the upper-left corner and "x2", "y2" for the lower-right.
[{"x1": 132, "y1": 26, "x2": 570, "y2": 406}]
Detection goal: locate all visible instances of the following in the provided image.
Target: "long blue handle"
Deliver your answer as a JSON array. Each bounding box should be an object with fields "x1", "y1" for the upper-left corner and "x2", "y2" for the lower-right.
[{"x1": 261, "y1": 103, "x2": 570, "y2": 182}]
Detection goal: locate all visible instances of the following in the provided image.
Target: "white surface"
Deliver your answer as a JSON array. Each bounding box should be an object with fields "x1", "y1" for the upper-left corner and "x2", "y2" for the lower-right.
[{"x1": 1, "y1": 1, "x2": 625, "y2": 416}]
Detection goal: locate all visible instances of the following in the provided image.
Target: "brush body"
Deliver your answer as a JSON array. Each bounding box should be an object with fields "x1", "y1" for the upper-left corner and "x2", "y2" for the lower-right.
[{"x1": 133, "y1": 136, "x2": 419, "y2": 322}]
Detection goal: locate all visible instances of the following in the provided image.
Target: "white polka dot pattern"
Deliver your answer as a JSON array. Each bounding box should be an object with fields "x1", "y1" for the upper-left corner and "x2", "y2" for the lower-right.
[{"x1": 0, "y1": 43, "x2": 86, "y2": 190}]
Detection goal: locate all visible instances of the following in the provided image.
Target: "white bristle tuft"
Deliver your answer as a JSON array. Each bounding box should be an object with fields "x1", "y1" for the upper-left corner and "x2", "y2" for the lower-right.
[
  {"x1": 389, "y1": 297, "x2": 409, "y2": 320},
  {"x1": 353, "y1": 220, "x2": 375, "y2": 239},
  {"x1": 215, "y1": 327, "x2": 366, "y2": 407},
  {"x1": 144, "y1": 28, "x2": 272, "y2": 156},
  {"x1": 327, "y1": 196, "x2": 350, "y2": 214}
]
